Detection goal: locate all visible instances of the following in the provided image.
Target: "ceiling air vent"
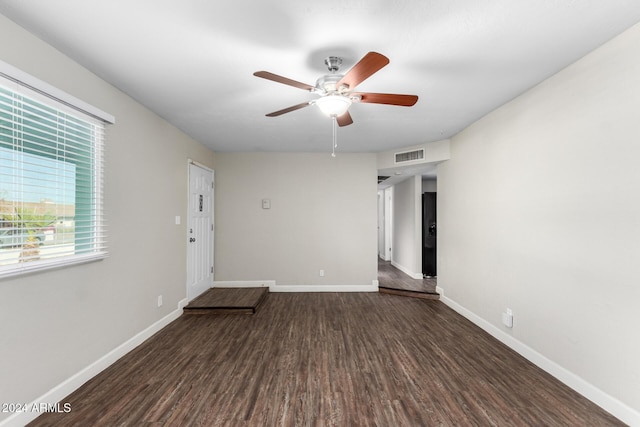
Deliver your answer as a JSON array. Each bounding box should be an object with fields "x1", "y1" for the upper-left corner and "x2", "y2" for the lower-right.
[{"x1": 395, "y1": 148, "x2": 425, "y2": 164}]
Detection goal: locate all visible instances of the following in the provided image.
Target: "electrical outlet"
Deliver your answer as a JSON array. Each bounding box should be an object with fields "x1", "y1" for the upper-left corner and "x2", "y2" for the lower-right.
[
  {"x1": 319, "y1": 269, "x2": 325, "y2": 277},
  {"x1": 157, "y1": 295, "x2": 163, "y2": 307},
  {"x1": 502, "y1": 308, "x2": 513, "y2": 328}
]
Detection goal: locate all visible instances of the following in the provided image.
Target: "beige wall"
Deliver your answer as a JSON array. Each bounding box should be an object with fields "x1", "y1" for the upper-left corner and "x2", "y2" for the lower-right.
[
  {"x1": 438, "y1": 22, "x2": 640, "y2": 421},
  {"x1": 0, "y1": 14, "x2": 215, "y2": 422},
  {"x1": 215, "y1": 152, "x2": 378, "y2": 288},
  {"x1": 391, "y1": 175, "x2": 422, "y2": 277}
]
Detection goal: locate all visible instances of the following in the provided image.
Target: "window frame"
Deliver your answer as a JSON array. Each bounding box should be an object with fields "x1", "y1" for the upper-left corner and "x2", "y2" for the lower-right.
[{"x1": 0, "y1": 60, "x2": 114, "y2": 279}]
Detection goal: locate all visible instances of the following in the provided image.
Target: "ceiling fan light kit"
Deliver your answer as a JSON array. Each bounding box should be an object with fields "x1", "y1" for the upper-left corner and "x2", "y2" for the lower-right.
[
  {"x1": 315, "y1": 94, "x2": 352, "y2": 117},
  {"x1": 254, "y1": 52, "x2": 418, "y2": 155}
]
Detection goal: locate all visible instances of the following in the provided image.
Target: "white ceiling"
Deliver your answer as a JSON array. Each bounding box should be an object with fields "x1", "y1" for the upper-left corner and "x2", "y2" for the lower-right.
[{"x1": 1, "y1": 1, "x2": 640, "y2": 155}]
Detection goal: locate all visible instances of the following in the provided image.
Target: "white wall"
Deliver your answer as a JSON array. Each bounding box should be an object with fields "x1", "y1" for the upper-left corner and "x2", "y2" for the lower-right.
[
  {"x1": 438, "y1": 22, "x2": 640, "y2": 424},
  {"x1": 214, "y1": 152, "x2": 378, "y2": 290},
  {"x1": 0, "y1": 14, "x2": 216, "y2": 424},
  {"x1": 422, "y1": 179, "x2": 437, "y2": 193},
  {"x1": 391, "y1": 175, "x2": 422, "y2": 278},
  {"x1": 377, "y1": 139, "x2": 450, "y2": 170},
  {"x1": 377, "y1": 190, "x2": 385, "y2": 258},
  {"x1": 383, "y1": 187, "x2": 393, "y2": 261}
]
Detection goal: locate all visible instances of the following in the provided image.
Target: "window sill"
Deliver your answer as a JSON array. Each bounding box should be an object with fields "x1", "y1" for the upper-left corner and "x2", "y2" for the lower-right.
[{"x1": 0, "y1": 252, "x2": 108, "y2": 280}]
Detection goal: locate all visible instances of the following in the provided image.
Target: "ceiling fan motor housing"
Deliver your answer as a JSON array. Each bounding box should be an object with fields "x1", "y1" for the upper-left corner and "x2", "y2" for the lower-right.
[
  {"x1": 324, "y1": 56, "x2": 342, "y2": 72},
  {"x1": 315, "y1": 74, "x2": 345, "y2": 93}
]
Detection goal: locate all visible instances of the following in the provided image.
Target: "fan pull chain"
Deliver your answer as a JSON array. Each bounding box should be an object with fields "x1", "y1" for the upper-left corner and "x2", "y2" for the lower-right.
[{"x1": 331, "y1": 115, "x2": 337, "y2": 158}]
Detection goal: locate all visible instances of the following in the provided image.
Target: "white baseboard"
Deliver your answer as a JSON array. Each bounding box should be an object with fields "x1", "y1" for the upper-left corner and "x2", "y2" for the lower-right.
[
  {"x1": 273, "y1": 284, "x2": 379, "y2": 292},
  {"x1": 214, "y1": 280, "x2": 379, "y2": 293},
  {"x1": 0, "y1": 299, "x2": 188, "y2": 427},
  {"x1": 391, "y1": 261, "x2": 423, "y2": 279},
  {"x1": 439, "y1": 294, "x2": 640, "y2": 426},
  {"x1": 213, "y1": 280, "x2": 274, "y2": 289},
  {"x1": 272, "y1": 286, "x2": 378, "y2": 292}
]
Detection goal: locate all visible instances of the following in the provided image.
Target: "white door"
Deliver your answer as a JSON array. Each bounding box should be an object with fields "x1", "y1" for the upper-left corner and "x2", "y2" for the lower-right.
[{"x1": 187, "y1": 163, "x2": 214, "y2": 301}]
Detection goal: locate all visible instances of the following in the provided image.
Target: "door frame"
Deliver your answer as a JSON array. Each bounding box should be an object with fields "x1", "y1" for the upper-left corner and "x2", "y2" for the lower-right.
[
  {"x1": 378, "y1": 191, "x2": 385, "y2": 258},
  {"x1": 186, "y1": 159, "x2": 214, "y2": 301},
  {"x1": 383, "y1": 187, "x2": 393, "y2": 261}
]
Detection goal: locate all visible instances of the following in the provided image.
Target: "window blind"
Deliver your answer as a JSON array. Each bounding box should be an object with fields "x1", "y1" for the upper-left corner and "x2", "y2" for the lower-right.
[{"x1": 0, "y1": 72, "x2": 108, "y2": 278}]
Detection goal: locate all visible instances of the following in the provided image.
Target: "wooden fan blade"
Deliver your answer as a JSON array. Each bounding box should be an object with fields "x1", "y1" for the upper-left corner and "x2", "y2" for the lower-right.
[
  {"x1": 265, "y1": 101, "x2": 311, "y2": 117},
  {"x1": 336, "y1": 111, "x2": 353, "y2": 127},
  {"x1": 354, "y1": 92, "x2": 418, "y2": 107},
  {"x1": 253, "y1": 71, "x2": 315, "y2": 91},
  {"x1": 336, "y1": 52, "x2": 389, "y2": 91}
]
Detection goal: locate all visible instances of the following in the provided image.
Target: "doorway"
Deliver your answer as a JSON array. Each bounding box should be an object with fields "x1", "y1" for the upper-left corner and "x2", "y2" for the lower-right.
[
  {"x1": 377, "y1": 178, "x2": 438, "y2": 298},
  {"x1": 187, "y1": 162, "x2": 214, "y2": 301}
]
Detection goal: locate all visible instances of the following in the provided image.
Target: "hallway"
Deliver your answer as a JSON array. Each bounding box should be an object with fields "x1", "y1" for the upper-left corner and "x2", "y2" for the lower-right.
[{"x1": 378, "y1": 258, "x2": 438, "y2": 295}]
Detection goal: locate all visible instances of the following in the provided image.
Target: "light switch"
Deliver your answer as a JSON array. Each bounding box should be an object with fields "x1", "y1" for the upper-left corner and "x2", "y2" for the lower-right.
[
  {"x1": 175, "y1": 216, "x2": 181, "y2": 225},
  {"x1": 262, "y1": 199, "x2": 271, "y2": 209}
]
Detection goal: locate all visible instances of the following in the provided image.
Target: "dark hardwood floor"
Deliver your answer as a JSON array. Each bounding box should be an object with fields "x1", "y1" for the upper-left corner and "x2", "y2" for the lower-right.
[
  {"x1": 183, "y1": 287, "x2": 269, "y2": 315},
  {"x1": 378, "y1": 258, "x2": 438, "y2": 294},
  {"x1": 29, "y1": 293, "x2": 623, "y2": 426}
]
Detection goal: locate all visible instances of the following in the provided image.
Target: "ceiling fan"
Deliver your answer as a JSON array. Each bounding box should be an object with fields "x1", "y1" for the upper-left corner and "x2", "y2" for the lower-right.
[{"x1": 253, "y1": 52, "x2": 418, "y2": 127}]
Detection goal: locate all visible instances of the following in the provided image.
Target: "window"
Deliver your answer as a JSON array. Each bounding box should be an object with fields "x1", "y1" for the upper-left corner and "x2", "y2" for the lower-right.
[{"x1": 0, "y1": 63, "x2": 113, "y2": 278}]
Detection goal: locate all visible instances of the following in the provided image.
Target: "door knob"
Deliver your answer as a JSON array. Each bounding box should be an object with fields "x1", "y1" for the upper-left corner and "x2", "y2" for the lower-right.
[{"x1": 189, "y1": 237, "x2": 196, "y2": 243}]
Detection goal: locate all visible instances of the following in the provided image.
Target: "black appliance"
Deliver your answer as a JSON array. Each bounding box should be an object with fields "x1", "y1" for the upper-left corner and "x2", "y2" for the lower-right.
[{"x1": 422, "y1": 192, "x2": 437, "y2": 277}]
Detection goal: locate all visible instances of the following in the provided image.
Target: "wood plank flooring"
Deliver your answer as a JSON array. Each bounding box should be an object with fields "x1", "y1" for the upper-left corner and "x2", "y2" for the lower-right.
[
  {"x1": 29, "y1": 293, "x2": 623, "y2": 426},
  {"x1": 183, "y1": 287, "x2": 269, "y2": 315},
  {"x1": 378, "y1": 259, "x2": 438, "y2": 295}
]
